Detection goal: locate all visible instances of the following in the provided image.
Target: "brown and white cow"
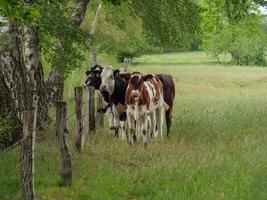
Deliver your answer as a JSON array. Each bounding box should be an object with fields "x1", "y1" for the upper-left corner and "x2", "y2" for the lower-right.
[{"x1": 125, "y1": 72, "x2": 168, "y2": 148}]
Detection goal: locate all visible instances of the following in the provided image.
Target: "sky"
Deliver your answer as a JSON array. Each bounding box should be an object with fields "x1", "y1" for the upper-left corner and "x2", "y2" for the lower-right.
[{"x1": 260, "y1": 6, "x2": 267, "y2": 14}]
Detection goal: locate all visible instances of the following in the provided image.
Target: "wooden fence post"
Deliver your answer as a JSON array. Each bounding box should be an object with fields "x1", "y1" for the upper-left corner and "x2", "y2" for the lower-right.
[
  {"x1": 83, "y1": 87, "x2": 89, "y2": 138},
  {"x1": 123, "y1": 57, "x2": 128, "y2": 72},
  {"x1": 96, "y1": 91, "x2": 104, "y2": 128},
  {"x1": 20, "y1": 110, "x2": 36, "y2": 200},
  {"x1": 88, "y1": 86, "x2": 96, "y2": 132},
  {"x1": 75, "y1": 87, "x2": 84, "y2": 152},
  {"x1": 55, "y1": 101, "x2": 72, "y2": 186}
]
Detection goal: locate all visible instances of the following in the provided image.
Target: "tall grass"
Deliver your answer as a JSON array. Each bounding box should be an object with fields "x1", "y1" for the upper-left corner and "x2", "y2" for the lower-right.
[{"x1": 1, "y1": 52, "x2": 267, "y2": 200}]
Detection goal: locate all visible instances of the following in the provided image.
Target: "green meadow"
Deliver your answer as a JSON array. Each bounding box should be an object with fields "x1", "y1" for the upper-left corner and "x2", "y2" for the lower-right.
[{"x1": 1, "y1": 52, "x2": 267, "y2": 200}]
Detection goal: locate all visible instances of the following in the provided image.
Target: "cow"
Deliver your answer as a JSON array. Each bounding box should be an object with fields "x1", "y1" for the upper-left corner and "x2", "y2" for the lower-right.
[
  {"x1": 99, "y1": 67, "x2": 130, "y2": 140},
  {"x1": 125, "y1": 72, "x2": 167, "y2": 148},
  {"x1": 156, "y1": 74, "x2": 175, "y2": 137},
  {"x1": 85, "y1": 65, "x2": 120, "y2": 135},
  {"x1": 84, "y1": 65, "x2": 175, "y2": 138}
]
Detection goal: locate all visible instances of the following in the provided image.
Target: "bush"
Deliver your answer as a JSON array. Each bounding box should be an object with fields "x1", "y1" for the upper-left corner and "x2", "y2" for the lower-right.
[
  {"x1": 117, "y1": 51, "x2": 136, "y2": 62},
  {"x1": 204, "y1": 21, "x2": 267, "y2": 66},
  {"x1": 0, "y1": 118, "x2": 13, "y2": 150},
  {"x1": 230, "y1": 34, "x2": 266, "y2": 66}
]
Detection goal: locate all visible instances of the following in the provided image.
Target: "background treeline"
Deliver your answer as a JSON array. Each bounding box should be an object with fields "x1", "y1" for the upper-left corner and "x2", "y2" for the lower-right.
[{"x1": 81, "y1": 0, "x2": 267, "y2": 65}]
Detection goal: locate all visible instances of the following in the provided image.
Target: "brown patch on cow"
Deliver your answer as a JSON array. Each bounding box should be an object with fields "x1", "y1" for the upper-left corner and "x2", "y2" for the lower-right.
[
  {"x1": 119, "y1": 73, "x2": 131, "y2": 82},
  {"x1": 125, "y1": 85, "x2": 133, "y2": 105},
  {"x1": 149, "y1": 76, "x2": 163, "y2": 104},
  {"x1": 129, "y1": 74, "x2": 142, "y2": 90},
  {"x1": 140, "y1": 87, "x2": 150, "y2": 108}
]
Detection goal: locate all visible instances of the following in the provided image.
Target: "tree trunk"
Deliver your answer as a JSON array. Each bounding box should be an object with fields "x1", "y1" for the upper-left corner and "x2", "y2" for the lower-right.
[
  {"x1": 0, "y1": 53, "x2": 22, "y2": 147},
  {"x1": 24, "y1": 26, "x2": 49, "y2": 124},
  {"x1": 46, "y1": 67, "x2": 64, "y2": 104},
  {"x1": 20, "y1": 110, "x2": 36, "y2": 200},
  {"x1": 46, "y1": 0, "x2": 91, "y2": 105},
  {"x1": 0, "y1": 22, "x2": 30, "y2": 145},
  {"x1": 1, "y1": 22, "x2": 31, "y2": 116}
]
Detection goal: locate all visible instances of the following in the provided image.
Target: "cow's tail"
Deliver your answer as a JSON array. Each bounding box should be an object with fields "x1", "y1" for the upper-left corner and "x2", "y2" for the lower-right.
[{"x1": 163, "y1": 101, "x2": 169, "y2": 111}]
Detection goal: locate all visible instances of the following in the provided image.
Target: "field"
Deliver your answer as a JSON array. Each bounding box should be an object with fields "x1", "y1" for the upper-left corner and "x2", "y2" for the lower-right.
[{"x1": 2, "y1": 52, "x2": 267, "y2": 200}]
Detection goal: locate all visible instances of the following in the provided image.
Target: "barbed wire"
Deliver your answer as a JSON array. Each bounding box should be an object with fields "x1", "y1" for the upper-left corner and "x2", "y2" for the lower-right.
[
  {"x1": 0, "y1": 91, "x2": 102, "y2": 156},
  {"x1": 47, "y1": 97, "x2": 77, "y2": 119},
  {"x1": 0, "y1": 138, "x2": 25, "y2": 156},
  {"x1": 0, "y1": 90, "x2": 109, "y2": 199}
]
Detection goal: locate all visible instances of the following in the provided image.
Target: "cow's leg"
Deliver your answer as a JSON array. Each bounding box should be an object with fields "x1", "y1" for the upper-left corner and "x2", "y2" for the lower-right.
[
  {"x1": 119, "y1": 113, "x2": 127, "y2": 141},
  {"x1": 127, "y1": 111, "x2": 136, "y2": 145},
  {"x1": 106, "y1": 107, "x2": 115, "y2": 133},
  {"x1": 141, "y1": 113, "x2": 148, "y2": 149},
  {"x1": 156, "y1": 106, "x2": 164, "y2": 140},
  {"x1": 166, "y1": 108, "x2": 172, "y2": 138},
  {"x1": 120, "y1": 121, "x2": 127, "y2": 140},
  {"x1": 135, "y1": 118, "x2": 142, "y2": 140},
  {"x1": 114, "y1": 112, "x2": 120, "y2": 138},
  {"x1": 149, "y1": 112, "x2": 156, "y2": 139},
  {"x1": 147, "y1": 114, "x2": 151, "y2": 139}
]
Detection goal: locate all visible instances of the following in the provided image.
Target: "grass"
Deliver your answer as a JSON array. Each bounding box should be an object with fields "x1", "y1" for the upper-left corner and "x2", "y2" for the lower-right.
[{"x1": 2, "y1": 52, "x2": 267, "y2": 199}]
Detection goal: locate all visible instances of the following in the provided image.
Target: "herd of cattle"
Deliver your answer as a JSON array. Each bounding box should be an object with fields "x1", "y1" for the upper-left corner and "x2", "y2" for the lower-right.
[{"x1": 84, "y1": 65, "x2": 175, "y2": 148}]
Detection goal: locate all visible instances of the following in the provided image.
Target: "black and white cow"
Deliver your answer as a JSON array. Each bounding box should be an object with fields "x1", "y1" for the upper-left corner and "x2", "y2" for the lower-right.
[
  {"x1": 85, "y1": 65, "x2": 120, "y2": 135},
  {"x1": 99, "y1": 67, "x2": 129, "y2": 140}
]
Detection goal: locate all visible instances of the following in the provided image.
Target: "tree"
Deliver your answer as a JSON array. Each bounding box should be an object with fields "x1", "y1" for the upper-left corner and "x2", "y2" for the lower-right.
[
  {"x1": 23, "y1": 0, "x2": 49, "y2": 124},
  {"x1": 130, "y1": 0, "x2": 201, "y2": 51},
  {"x1": 201, "y1": 0, "x2": 267, "y2": 65},
  {"x1": 46, "y1": 0, "x2": 90, "y2": 104},
  {"x1": 0, "y1": 0, "x2": 49, "y2": 147}
]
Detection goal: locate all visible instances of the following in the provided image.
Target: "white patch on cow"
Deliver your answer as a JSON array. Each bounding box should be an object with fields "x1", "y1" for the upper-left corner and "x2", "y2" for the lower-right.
[
  {"x1": 95, "y1": 67, "x2": 101, "y2": 71},
  {"x1": 100, "y1": 67, "x2": 115, "y2": 95},
  {"x1": 84, "y1": 74, "x2": 92, "y2": 86},
  {"x1": 120, "y1": 121, "x2": 127, "y2": 141},
  {"x1": 134, "y1": 101, "x2": 139, "y2": 121},
  {"x1": 106, "y1": 106, "x2": 119, "y2": 132}
]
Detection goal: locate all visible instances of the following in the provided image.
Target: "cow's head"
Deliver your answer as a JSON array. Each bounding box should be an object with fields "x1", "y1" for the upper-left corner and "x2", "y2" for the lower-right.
[
  {"x1": 128, "y1": 73, "x2": 153, "y2": 102},
  {"x1": 100, "y1": 67, "x2": 120, "y2": 95},
  {"x1": 84, "y1": 64, "x2": 103, "y2": 89}
]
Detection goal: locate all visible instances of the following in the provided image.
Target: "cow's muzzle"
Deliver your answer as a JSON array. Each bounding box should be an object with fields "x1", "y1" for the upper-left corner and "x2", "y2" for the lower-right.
[
  {"x1": 100, "y1": 84, "x2": 107, "y2": 92},
  {"x1": 131, "y1": 90, "x2": 140, "y2": 99}
]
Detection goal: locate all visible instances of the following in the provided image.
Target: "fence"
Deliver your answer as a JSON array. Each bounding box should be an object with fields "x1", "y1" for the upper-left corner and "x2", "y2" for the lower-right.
[
  {"x1": 122, "y1": 57, "x2": 132, "y2": 72},
  {"x1": 1, "y1": 57, "x2": 132, "y2": 199},
  {"x1": 0, "y1": 85, "x2": 105, "y2": 199},
  {"x1": 74, "y1": 86, "x2": 104, "y2": 152}
]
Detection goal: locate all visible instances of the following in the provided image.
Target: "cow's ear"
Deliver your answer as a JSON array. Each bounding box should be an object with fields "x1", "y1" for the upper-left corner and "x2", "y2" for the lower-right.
[
  {"x1": 113, "y1": 69, "x2": 120, "y2": 77},
  {"x1": 143, "y1": 74, "x2": 153, "y2": 81},
  {"x1": 86, "y1": 70, "x2": 91, "y2": 76},
  {"x1": 119, "y1": 73, "x2": 131, "y2": 82}
]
